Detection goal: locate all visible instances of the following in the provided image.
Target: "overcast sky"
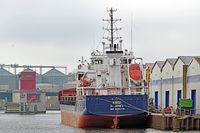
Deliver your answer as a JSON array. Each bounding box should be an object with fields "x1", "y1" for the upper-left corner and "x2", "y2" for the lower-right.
[{"x1": 0, "y1": 0, "x2": 200, "y2": 73}]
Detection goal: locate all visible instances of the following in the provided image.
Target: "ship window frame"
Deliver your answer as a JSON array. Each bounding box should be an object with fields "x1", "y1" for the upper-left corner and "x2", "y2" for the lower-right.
[
  {"x1": 95, "y1": 59, "x2": 103, "y2": 64},
  {"x1": 121, "y1": 58, "x2": 132, "y2": 64},
  {"x1": 78, "y1": 73, "x2": 84, "y2": 80}
]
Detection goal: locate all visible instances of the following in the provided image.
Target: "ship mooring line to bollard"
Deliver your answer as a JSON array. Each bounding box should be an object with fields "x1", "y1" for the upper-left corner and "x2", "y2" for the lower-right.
[
  {"x1": 96, "y1": 97, "x2": 151, "y2": 114},
  {"x1": 118, "y1": 98, "x2": 151, "y2": 114},
  {"x1": 96, "y1": 97, "x2": 114, "y2": 104}
]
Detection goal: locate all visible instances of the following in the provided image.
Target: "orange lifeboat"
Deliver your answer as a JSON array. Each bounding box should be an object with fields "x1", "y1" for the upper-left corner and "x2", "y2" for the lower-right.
[
  {"x1": 129, "y1": 64, "x2": 141, "y2": 81},
  {"x1": 80, "y1": 79, "x2": 92, "y2": 87}
]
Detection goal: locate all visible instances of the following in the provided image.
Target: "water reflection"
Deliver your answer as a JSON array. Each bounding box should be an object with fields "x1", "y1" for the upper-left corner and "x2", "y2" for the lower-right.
[{"x1": 0, "y1": 111, "x2": 197, "y2": 133}]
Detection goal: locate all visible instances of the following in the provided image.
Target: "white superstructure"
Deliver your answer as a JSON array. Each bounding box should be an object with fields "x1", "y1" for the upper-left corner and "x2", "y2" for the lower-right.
[{"x1": 74, "y1": 8, "x2": 147, "y2": 97}]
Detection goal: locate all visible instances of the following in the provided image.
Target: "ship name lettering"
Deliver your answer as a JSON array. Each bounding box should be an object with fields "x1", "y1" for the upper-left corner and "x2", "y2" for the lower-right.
[
  {"x1": 112, "y1": 101, "x2": 122, "y2": 104},
  {"x1": 114, "y1": 108, "x2": 125, "y2": 111},
  {"x1": 110, "y1": 108, "x2": 114, "y2": 110},
  {"x1": 114, "y1": 104, "x2": 123, "y2": 107}
]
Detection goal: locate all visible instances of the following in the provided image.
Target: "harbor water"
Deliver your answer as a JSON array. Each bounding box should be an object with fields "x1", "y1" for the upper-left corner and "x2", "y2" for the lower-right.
[{"x1": 0, "y1": 111, "x2": 199, "y2": 133}]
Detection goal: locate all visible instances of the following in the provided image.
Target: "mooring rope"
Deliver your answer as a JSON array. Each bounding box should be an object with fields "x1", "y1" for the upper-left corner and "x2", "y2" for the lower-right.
[
  {"x1": 118, "y1": 97, "x2": 150, "y2": 114},
  {"x1": 96, "y1": 97, "x2": 151, "y2": 114}
]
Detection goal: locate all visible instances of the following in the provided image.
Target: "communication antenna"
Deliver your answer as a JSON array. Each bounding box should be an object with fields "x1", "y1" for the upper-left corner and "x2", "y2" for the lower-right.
[
  {"x1": 131, "y1": 13, "x2": 133, "y2": 51},
  {"x1": 92, "y1": 32, "x2": 95, "y2": 51}
]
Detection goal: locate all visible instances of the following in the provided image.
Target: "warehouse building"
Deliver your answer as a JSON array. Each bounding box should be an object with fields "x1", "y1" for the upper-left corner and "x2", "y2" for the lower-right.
[
  {"x1": 187, "y1": 57, "x2": 200, "y2": 114},
  {"x1": 0, "y1": 67, "x2": 18, "y2": 90},
  {"x1": 0, "y1": 67, "x2": 17, "y2": 105},
  {"x1": 149, "y1": 56, "x2": 200, "y2": 114},
  {"x1": 150, "y1": 61, "x2": 164, "y2": 109},
  {"x1": 161, "y1": 58, "x2": 176, "y2": 109},
  {"x1": 42, "y1": 68, "x2": 68, "y2": 88}
]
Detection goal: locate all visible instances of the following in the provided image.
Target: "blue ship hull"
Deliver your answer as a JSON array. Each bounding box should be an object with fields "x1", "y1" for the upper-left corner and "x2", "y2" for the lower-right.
[
  {"x1": 60, "y1": 94, "x2": 148, "y2": 128},
  {"x1": 85, "y1": 95, "x2": 148, "y2": 116}
]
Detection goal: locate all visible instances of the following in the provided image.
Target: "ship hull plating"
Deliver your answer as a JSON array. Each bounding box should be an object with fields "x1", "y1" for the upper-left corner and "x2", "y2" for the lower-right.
[
  {"x1": 60, "y1": 95, "x2": 148, "y2": 128},
  {"x1": 61, "y1": 111, "x2": 147, "y2": 128}
]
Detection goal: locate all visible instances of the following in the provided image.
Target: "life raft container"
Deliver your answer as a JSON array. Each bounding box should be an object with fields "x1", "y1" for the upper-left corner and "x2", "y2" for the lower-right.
[
  {"x1": 80, "y1": 79, "x2": 92, "y2": 87},
  {"x1": 129, "y1": 64, "x2": 141, "y2": 81}
]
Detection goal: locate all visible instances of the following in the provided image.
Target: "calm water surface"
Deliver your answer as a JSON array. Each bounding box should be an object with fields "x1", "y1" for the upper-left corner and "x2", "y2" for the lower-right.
[{"x1": 0, "y1": 111, "x2": 198, "y2": 133}]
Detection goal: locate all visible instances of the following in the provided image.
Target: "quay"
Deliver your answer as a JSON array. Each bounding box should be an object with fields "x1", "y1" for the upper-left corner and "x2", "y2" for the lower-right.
[
  {"x1": 145, "y1": 56, "x2": 200, "y2": 132},
  {"x1": 147, "y1": 113, "x2": 200, "y2": 132}
]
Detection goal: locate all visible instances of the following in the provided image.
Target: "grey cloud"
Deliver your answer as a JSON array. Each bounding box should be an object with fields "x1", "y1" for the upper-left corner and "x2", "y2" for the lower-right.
[{"x1": 0, "y1": 0, "x2": 200, "y2": 72}]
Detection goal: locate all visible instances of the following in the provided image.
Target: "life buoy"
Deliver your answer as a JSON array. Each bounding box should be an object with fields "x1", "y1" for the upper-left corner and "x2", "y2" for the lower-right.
[{"x1": 129, "y1": 64, "x2": 141, "y2": 81}]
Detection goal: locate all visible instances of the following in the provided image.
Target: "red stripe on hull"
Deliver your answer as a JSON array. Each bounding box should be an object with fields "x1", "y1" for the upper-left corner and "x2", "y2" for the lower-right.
[{"x1": 61, "y1": 112, "x2": 147, "y2": 128}]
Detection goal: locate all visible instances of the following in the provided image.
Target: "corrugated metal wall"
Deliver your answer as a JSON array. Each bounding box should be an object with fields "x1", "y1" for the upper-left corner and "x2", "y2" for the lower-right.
[
  {"x1": 0, "y1": 68, "x2": 18, "y2": 90},
  {"x1": 36, "y1": 73, "x2": 43, "y2": 84},
  {"x1": 42, "y1": 68, "x2": 68, "y2": 88}
]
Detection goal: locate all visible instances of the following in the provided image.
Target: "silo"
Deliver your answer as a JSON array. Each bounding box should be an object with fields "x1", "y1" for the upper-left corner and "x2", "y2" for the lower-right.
[{"x1": 42, "y1": 68, "x2": 68, "y2": 88}]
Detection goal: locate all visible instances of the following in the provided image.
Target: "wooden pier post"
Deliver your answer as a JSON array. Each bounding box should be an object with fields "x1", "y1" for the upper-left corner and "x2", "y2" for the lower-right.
[
  {"x1": 185, "y1": 118, "x2": 189, "y2": 130},
  {"x1": 173, "y1": 117, "x2": 180, "y2": 132},
  {"x1": 149, "y1": 114, "x2": 200, "y2": 131},
  {"x1": 197, "y1": 119, "x2": 200, "y2": 130},
  {"x1": 166, "y1": 117, "x2": 169, "y2": 130},
  {"x1": 190, "y1": 117, "x2": 194, "y2": 130}
]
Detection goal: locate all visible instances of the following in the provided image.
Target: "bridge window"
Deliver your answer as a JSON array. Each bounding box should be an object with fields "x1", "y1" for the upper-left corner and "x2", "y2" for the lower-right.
[
  {"x1": 95, "y1": 60, "x2": 103, "y2": 64},
  {"x1": 121, "y1": 59, "x2": 132, "y2": 64}
]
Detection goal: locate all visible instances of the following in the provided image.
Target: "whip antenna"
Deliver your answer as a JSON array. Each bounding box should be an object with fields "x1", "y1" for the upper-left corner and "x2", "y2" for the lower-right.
[{"x1": 131, "y1": 13, "x2": 133, "y2": 51}]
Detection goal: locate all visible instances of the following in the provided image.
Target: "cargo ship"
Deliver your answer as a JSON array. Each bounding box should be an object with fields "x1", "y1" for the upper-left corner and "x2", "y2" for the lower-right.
[{"x1": 59, "y1": 8, "x2": 148, "y2": 128}]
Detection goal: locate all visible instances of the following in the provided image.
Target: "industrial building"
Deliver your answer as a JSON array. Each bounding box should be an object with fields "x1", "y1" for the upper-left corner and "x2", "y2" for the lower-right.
[
  {"x1": 161, "y1": 58, "x2": 176, "y2": 109},
  {"x1": 150, "y1": 61, "x2": 164, "y2": 110},
  {"x1": 148, "y1": 56, "x2": 200, "y2": 114},
  {"x1": 0, "y1": 64, "x2": 68, "y2": 110},
  {"x1": 18, "y1": 69, "x2": 46, "y2": 113},
  {"x1": 0, "y1": 67, "x2": 18, "y2": 90},
  {"x1": 187, "y1": 58, "x2": 200, "y2": 114},
  {"x1": 43, "y1": 68, "x2": 68, "y2": 88}
]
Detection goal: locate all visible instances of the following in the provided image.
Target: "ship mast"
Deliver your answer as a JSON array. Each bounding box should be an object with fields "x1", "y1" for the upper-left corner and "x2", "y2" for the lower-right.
[
  {"x1": 110, "y1": 8, "x2": 114, "y2": 48},
  {"x1": 78, "y1": 56, "x2": 87, "y2": 65},
  {"x1": 103, "y1": 8, "x2": 122, "y2": 52},
  {"x1": 102, "y1": 8, "x2": 124, "y2": 91}
]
